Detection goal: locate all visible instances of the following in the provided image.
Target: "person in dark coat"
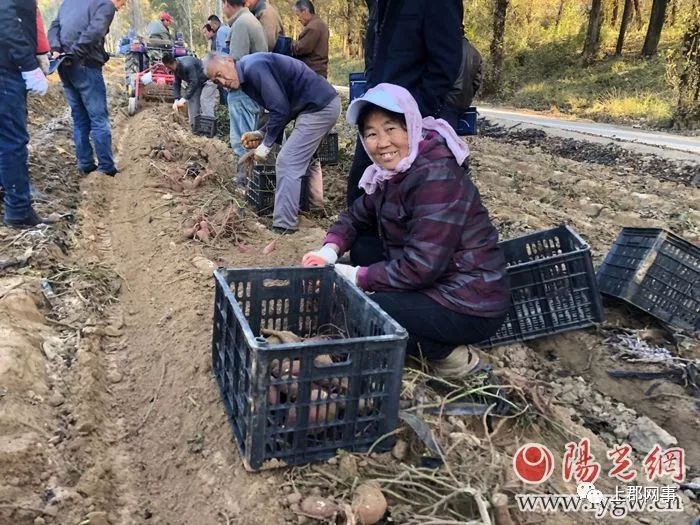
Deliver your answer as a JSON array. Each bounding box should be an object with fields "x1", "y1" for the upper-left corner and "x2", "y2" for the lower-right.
[
  {"x1": 346, "y1": 0, "x2": 463, "y2": 206},
  {"x1": 163, "y1": 54, "x2": 218, "y2": 129},
  {"x1": 0, "y1": 0, "x2": 51, "y2": 227},
  {"x1": 303, "y1": 84, "x2": 509, "y2": 377},
  {"x1": 48, "y1": 0, "x2": 125, "y2": 176}
]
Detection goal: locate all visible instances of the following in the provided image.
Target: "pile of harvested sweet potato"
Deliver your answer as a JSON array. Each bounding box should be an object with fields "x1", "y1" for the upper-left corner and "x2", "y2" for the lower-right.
[{"x1": 262, "y1": 329, "x2": 372, "y2": 427}]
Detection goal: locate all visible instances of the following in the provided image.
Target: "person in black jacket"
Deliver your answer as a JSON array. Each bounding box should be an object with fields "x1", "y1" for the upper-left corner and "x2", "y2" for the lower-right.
[
  {"x1": 346, "y1": 0, "x2": 463, "y2": 206},
  {"x1": 163, "y1": 54, "x2": 218, "y2": 130},
  {"x1": 48, "y1": 0, "x2": 125, "y2": 177},
  {"x1": 0, "y1": 0, "x2": 51, "y2": 228}
]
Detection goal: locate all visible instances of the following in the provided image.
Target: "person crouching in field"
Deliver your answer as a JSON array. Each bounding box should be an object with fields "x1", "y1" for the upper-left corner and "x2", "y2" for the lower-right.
[{"x1": 302, "y1": 84, "x2": 510, "y2": 378}]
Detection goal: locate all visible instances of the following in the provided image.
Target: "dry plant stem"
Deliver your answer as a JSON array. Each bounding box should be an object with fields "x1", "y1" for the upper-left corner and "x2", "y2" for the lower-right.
[{"x1": 130, "y1": 355, "x2": 167, "y2": 436}]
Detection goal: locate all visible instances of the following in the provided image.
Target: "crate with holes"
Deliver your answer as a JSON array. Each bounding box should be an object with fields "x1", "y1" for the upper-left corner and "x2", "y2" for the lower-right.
[
  {"x1": 597, "y1": 227, "x2": 699, "y2": 332},
  {"x1": 212, "y1": 266, "x2": 408, "y2": 470},
  {"x1": 478, "y1": 225, "x2": 605, "y2": 347}
]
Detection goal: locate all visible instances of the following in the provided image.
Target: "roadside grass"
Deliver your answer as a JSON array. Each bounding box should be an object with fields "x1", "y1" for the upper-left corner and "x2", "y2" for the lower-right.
[
  {"x1": 329, "y1": 32, "x2": 684, "y2": 129},
  {"x1": 328, "y1": 54, "x2": 364, "y2": 88},
  {"x1": 481, "y1": 33, "x2": 678, "y2": 128}
]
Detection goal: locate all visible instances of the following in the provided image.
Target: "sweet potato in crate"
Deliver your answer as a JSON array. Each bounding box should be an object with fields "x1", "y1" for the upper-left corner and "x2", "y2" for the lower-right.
[
  {"x1": 211, "y1": 266, "x2": 407, "y2": 470},
  {"x1": 478, "y1": 225, "x2": 605, "y2": 347}
]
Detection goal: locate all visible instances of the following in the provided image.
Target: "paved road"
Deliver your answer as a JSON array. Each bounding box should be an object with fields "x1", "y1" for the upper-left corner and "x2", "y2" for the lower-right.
[
  {"x1": 478, "y1": 106, "x2": 700, "y2": 161},
  {"x1": 333, "y1": 86, "x2": 699, "y2": 162}
]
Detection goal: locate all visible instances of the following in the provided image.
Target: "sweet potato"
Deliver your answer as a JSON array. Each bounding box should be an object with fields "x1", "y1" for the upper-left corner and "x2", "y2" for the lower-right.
[{"x1": 352, "y1": 482, "x2": 387, "y2": 525}]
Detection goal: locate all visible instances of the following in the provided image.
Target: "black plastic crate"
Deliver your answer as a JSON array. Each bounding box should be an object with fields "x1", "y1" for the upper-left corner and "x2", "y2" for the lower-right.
[
  {"x1": 212, "y1": 266, "x2": 408, "y2": 470},
  {"x1": 316, "y1": 132, "x2": 339, "y2": 165},
  {"x1": 245, "y1": 164, "x2": 310, "y2": 216},
  {"x1": 479, "y1": 225, "x2": 604, "y2": 347},
  {"x1": 597, "y1": 228, "x2": 699, "y2": 332},
  {"x1": 194, "y1": 115, "x2": 216, "y2": 137}
]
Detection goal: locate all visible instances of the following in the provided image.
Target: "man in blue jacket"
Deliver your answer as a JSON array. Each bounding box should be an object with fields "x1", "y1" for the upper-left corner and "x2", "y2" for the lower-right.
[
  {"x1": 346, "y1": 0, "x2": 463, "y2": 205},
  {"x1": 0, "y1": 0, "x2": 51, "y2": 228},
  {"x1": 204, "y1": 52, "x2": 340, "y2": 234},
  {"x1": 48, "y1": 0, "x2": 125, "y2": 177}
]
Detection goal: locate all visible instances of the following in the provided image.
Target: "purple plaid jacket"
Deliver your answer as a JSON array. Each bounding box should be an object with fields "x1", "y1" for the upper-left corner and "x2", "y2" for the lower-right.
[{"x1": 326, "y1": 134, "x2": 510, "y2": 318}]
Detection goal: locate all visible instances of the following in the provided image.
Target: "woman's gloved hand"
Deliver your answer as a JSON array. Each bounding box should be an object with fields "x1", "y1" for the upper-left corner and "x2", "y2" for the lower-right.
[
  {"x1": 334, "y1": 263, "x2": 359, "y2": 285},
  {"x1": 172, "y1": 98, "x2": 187, "y2": 110},
  {"x1": 302, "y1": 245, "x2": 338, "y2": 267}
]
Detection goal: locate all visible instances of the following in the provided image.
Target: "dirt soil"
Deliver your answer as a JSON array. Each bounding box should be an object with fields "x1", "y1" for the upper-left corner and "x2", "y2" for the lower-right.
[{"x1": 1, "y1": 63, "x2": 698, "y2": 525}]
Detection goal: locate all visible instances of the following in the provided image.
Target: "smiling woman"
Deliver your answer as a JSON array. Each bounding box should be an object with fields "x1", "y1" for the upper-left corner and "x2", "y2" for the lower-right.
[
  {"x1": 302, "y1": 83, "x2": 512, "y2": 377},
  {"x1": 358, "y1": 108, "x2": 409, "y2": 171}
]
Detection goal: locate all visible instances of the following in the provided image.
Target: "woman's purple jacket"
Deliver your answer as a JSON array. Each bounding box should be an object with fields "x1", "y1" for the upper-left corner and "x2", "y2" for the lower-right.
[{"x1": 326, "y1": 134, "x2": 511, "y2": 318}]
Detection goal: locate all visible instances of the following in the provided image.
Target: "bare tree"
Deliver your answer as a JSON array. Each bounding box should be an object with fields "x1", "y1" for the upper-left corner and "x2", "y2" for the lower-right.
[
  {"x1": 484, "y1": 0, "x2": 509, "y2": 95},
  {"x1": 611, "y1": 0, "x2": 620, "y2": 26},
  {"x1": 616, "y1": 0, "x2": 634, "y2": 55},
  {"x1": 642, "y1": 0, "x2": 669, "y2": 56},
  {"x1": 555, "y1": 0, "x2": 566, "y2": 28},
  {"x1": 672, "y1": 2, "x2": 700, "y2": 127},
  {"x1": 582, "y1": 0, "x2": 605, "y2": 60},
  {"x1": 669, "y1": 0, "x2": 677, "y2": 25},
  {"x1": 633, "y1": 0, "x2": 644, "y2": 29}
]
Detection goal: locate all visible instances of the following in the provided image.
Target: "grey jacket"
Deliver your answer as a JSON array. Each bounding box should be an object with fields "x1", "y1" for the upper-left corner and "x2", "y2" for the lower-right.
[
  {"x1": 146, "y1": 20, "x2": 171, "y2": 41},
  {"x1": 173, "y1": 56, "x2": 207, "y2": 100},
  {"x1": 227, "y1": 7, "x2": 267, "y2": 60},
  {"x1": 48, "y1": 0, "x2": 116, "y2": 67}
]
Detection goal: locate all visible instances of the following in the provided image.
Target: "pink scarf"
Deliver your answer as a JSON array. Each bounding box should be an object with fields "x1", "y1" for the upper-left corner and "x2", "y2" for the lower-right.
[{"x1": 356, "y1": 83, "x2": 470, "y2": 195}]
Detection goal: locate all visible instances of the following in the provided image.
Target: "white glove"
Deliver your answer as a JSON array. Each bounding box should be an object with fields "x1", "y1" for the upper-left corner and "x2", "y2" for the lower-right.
[
  {"x1": 302, "y1": 245, "x2": 339, "y2": 267},
  {"x1": 172, "y1": 98, "x2": 187, "y2": 110},
  {"x1": 37, "y1": 54, "x2": 50, "y2": 75},
  {"x1": 254, "y1": 143, "x2": 271, "y2": 162},
  {"x1": 334, "y1": 263, "x2": 359, "y2": 284},
  {"x1": 22, "y1": 68, "x2": 48, "y2": 96}
]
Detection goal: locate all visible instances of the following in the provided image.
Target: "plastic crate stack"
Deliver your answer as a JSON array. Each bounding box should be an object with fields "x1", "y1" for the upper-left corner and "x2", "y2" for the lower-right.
[
  {"x1": 211, "y1": 266, "x2": 408, "y2": 470},
  {"x1": 597, "y1": 228, "x2": 699, "y2": 332}
]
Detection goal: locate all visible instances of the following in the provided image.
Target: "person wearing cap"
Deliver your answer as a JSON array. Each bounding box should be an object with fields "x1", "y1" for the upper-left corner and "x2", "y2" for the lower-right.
[
  {"x1": 48, "y1": 0, "x2": 125, "y2": 178},
  {"x1": 302, "y1": 84, "x2": 510, "y2": 378},
  {"x1": 147, "y1": 12, "x2": 174, "y2": 42},
  {"x1": 203, "y1": 51, "x2": 340, "y2": 234}
]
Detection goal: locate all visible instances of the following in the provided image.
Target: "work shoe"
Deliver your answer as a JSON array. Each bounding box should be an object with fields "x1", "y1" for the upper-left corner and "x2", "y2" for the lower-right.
[
  {"x1": 100, "y1": 168, "x2": 118, "y2": 177},
  {"x1": 269, "y1": 226, "x2": 297, "y2": 235},
  {"x1": 79, "y1": 165, "x2": 97, "y2": 176},
  {"x1": 3, "y1": 209, "x2": 55, "y2": 229},
  {"x1": 431, "y1": 345, "x2": 481, "y2": 379}
]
